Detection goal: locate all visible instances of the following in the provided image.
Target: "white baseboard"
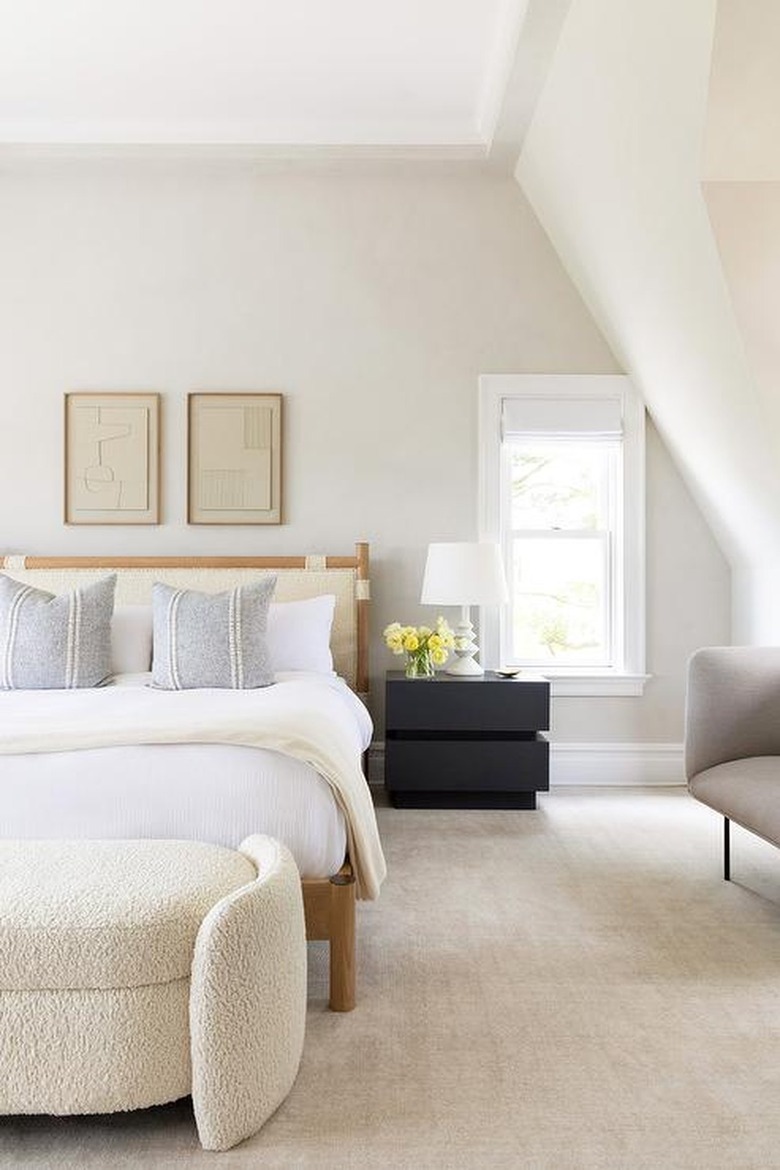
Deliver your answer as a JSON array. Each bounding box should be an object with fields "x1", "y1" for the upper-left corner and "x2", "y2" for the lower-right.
[
  {"x1": 368, "y1": 741, "x2": 685, "y2": 788},
  {"x1": 549, "y1": 742, "x2": 684, "y2": 786}
]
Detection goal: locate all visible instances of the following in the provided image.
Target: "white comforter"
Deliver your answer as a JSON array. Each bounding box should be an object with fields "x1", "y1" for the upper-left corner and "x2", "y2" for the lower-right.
[{"x1": 0, "y1": 672, "x2": 386, "y2": 900}]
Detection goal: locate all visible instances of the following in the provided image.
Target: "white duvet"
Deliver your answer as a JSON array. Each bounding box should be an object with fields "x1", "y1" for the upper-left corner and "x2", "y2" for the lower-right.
[{"x1": 0, "y1": 672, "x2": 386, "y2": 900}]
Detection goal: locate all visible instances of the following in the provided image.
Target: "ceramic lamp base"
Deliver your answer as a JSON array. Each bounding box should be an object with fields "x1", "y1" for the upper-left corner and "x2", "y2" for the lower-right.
[
  {"x1": 444, "y1": 655, "x2": 484, "y2": 676},
  {"x1": 444, "y1": 609, "x2": 484, "y2": 675}
]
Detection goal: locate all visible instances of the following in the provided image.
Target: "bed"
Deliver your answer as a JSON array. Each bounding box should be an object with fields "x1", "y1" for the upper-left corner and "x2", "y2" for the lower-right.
[{"x1": 0, "y1": 542, "x2": 384, "y2": 1011}]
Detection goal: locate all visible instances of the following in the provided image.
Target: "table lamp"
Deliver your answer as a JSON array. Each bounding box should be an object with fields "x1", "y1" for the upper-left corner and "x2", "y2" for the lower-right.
[{"x1": 420, "y1": 542, "x2": 508, "y2": 675}]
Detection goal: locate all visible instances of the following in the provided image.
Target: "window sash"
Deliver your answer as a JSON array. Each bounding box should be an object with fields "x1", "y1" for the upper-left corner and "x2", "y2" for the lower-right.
[
  {"x1": 507, "y1": 529, "x2": 613, "y2": 667},
  {"x1": 502, "y1": 438, "x2": 621, "y2": 670}
]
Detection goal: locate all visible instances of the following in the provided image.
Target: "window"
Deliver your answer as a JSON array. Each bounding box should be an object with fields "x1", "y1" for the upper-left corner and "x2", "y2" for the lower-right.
[
  {"x1": 507, "y1": 439, "x2": 617, "y2": 667},
  {"x1": 479, "y1": 375, "x2": 647, "y2": 696}
]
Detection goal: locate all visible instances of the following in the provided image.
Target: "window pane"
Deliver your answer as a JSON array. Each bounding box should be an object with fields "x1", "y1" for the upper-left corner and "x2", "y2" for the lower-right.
[
  {"x1": 510, "y1": 536, "x2": 609, "y2": 666},
  {"x1": 509, "y1": 443, "x2": 612, "y2": 531}
]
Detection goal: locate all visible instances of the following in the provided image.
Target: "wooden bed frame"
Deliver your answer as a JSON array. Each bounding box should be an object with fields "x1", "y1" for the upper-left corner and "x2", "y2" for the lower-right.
[{"x1": 0, "y1": 542, "x2": 371, "y2": 1012}]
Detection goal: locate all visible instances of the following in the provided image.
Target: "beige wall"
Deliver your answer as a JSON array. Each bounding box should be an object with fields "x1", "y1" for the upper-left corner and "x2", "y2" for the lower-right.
[
  {"x1": 704, "y1": 0, "x2": 780, "y2": 180},
  {"x1": 700, "y1": 2, "x2": 780, "y2": 636},
  {"x1": 702, "y1": 1, "x2": 780, "y2": 470},
  {"x1": 0, "y1": 159, "x2": 729, "y2": 738},
  {"x1": 704, "y1": 181, "x2": 780, "y2": 442}
]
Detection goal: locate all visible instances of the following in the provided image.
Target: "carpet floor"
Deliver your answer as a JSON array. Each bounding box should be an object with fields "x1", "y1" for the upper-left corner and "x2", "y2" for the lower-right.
[{"x1": 3, "y1": 787, "x2": 780, "y2": 1169}]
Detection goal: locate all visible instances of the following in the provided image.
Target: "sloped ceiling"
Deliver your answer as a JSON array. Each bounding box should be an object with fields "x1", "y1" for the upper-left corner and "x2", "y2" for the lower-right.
[{"x1": 516, "y1": 0, "x2": 780, "y2": 641}]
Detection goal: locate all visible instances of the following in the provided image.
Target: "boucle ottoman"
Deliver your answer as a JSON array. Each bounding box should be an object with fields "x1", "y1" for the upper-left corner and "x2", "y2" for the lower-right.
[{"x1": 0, "y1": 834, "x2": 307, "y2": 1151}]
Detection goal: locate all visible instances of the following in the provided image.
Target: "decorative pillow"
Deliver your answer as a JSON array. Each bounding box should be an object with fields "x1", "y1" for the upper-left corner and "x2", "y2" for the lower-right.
[
  {"x1": 0, "y1": 573, "x2": 116, "y2": 690},
  {"x1": 266, "y1": 594, "x2": 336, "y2": 674},
  {"x1": 110, "y1": 605, "x2": 154, "y2": 675},
  {"x1": 151, "y1": 576, "x2": 276, "y2": 690}
]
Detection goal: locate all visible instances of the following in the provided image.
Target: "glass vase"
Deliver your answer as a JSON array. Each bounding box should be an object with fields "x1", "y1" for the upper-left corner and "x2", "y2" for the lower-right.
[{"x1": 405, "y1": 647, "x2": 435, "y2": 679}]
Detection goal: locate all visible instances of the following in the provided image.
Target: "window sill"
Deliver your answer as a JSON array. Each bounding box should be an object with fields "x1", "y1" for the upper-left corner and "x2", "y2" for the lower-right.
[{"x1": 544, "y1": 673, "x2": 650, "y2": 697}]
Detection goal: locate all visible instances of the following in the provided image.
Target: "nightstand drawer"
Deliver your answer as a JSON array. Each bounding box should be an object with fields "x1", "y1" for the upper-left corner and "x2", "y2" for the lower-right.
[
  {"x1": 385, "y1": 737, "x2": 549, "y2": 793},
  {"x1": 386, "y1": 675, "x2": 549, "y2": 733}
]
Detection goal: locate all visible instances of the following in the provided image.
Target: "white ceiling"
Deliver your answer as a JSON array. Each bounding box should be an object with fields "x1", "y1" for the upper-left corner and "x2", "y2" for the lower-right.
[{"x1": 0, "y1": 0, "x2": 530, "y2": 149}]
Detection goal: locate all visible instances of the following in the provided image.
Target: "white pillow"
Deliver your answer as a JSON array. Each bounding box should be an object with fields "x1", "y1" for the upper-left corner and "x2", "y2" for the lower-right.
[
  {"x1": 267, "y1": 594, "x2": 336, "y2": 674},
  {"x1": 110, "y1": 605, "x2": 154, "y2": 675},
  {"x1": 111, "y1": 594, "x2": 336, "y2": 677}
]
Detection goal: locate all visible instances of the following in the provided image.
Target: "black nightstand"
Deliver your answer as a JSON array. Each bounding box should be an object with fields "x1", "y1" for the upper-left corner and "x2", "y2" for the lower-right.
[{"x1": 384, "y1": 670, "x2": 550, "y2": 809}]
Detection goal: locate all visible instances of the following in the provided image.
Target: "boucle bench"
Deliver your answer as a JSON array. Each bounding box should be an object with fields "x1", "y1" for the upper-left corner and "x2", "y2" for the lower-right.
[{"x1": 0, "y1": 835, "x2": 306, "y2": 1151}]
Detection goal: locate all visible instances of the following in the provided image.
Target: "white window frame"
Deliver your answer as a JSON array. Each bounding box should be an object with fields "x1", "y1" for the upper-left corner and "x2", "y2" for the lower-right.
[{"x1": 479, "y1": 374, "x2": 648, "y2": 697}]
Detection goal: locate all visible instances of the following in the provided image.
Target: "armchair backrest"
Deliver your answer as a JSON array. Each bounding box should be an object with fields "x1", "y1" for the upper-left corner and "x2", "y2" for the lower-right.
[{"x1": 685, "y1": 646, "x2": 780, "y2": 779}]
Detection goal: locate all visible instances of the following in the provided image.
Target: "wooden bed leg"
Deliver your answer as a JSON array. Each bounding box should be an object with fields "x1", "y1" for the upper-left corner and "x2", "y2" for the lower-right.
[{"x1": 328, "y1": 871, "x2": 356, "y2": 1012}]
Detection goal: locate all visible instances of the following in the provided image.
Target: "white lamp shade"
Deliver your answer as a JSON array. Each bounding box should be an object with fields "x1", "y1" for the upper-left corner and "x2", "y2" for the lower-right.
[{"x1": 420, "y1": 542, "x2": 509, "y2": 606}]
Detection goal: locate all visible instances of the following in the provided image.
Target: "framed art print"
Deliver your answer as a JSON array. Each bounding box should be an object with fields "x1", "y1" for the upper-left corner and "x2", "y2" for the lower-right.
[
  {"x1": 64, "y1": 392, "x2": 160, "y2": 525},
  {"x1": 188, "y1": 392, "x2": 283, "y2": 524}
]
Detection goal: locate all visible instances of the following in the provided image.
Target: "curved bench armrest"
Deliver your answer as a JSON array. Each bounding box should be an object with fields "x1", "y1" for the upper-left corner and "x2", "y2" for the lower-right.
[{"x1": 190, "y1": 835, "x2": 307, "y2": 1152}]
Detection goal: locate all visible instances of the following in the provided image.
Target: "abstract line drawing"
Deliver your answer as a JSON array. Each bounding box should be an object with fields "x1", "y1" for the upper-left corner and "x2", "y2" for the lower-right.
[
  {"x1": 188, "y1": 393, "x2": 282, "y2": 525},
  {"x1": 65, "y1": 393, "x2": 160, "y2": 525}
]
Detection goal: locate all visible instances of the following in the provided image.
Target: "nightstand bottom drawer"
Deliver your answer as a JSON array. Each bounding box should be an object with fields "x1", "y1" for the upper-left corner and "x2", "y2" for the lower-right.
[
  {"x1": 389, "y1": 790, "x2": 539, "y2": 809},
  {"x1": 385, "y1": 737, "x2": 549, "y2": 794}
]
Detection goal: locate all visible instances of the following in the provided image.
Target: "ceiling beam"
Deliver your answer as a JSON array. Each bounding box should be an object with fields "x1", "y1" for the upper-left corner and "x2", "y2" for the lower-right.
[{"x1": 484, "y1": 0, "x2": 574, "y2": 172}]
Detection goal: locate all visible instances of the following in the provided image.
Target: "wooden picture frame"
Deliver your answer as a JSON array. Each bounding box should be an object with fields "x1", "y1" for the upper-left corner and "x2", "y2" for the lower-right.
[
  {"x1": 188, "y1": 392, "x2": 282, "y2": 525},
  {"x1": 64, "y1": 392, "x2": 160, "y2": 525}
]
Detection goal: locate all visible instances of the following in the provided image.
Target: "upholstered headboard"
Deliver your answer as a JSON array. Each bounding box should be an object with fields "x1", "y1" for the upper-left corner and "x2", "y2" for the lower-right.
[{"x1": 0, "y1": 543, "x2": 370, "y2": 695}]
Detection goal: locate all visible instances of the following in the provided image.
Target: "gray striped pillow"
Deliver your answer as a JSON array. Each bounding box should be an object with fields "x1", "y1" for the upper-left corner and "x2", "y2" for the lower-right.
[
  {"x1": 0, "y1": 573, "x2": 116, "y2": 690},
  {"x1": 151, "y1": 576, "x2": 276, "y2": 690}
]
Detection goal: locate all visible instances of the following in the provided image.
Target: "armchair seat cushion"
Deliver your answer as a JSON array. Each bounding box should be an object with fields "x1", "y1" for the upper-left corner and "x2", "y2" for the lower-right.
[{"x1": 689, "y1": 757, "x2": 780, "y2": 850}]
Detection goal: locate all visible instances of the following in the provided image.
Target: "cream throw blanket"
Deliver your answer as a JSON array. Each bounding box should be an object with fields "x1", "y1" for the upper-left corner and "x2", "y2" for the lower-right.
[{"x1": 0, "y1": 673, "x2": 386, "y2": 900}]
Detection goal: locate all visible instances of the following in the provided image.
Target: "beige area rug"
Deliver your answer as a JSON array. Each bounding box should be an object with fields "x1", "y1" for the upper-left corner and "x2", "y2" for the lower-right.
[{"x1": 3, "y1": 787, "x2": 780, "y2": 1170}]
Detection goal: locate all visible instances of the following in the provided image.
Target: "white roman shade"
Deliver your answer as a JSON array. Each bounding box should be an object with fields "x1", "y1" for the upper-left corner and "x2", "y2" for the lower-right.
[{"x1": 501, "y1": 396, "x2": 623, "y2": 439}]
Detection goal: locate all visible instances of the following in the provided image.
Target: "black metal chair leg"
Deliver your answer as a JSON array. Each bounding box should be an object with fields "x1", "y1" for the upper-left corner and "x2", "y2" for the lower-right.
[{"x1": 724, "y1": 816, "x2": 731, "y2": 881}]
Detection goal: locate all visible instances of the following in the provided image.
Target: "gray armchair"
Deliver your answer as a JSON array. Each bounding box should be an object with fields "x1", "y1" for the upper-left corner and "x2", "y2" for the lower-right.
[{"x1": 685, "y1": 646, "x2": 780, "y2": 880}]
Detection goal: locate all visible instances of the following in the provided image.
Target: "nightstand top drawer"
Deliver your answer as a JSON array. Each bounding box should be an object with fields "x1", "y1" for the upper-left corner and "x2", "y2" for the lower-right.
[{"x1": 385, "y1": 671, "x2": 549, "y2": 732}]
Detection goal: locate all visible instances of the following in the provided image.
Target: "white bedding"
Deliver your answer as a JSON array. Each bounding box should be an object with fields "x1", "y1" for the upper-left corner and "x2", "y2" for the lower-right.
[
  {"x1": 0, "y1": 672, "x2": 385, "y2": 897},
  {"x1": 0, "y1": 742, "x2": 347, "y2": 879}
]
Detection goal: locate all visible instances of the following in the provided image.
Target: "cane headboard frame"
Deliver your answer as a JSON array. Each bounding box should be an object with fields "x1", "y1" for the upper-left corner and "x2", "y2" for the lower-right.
[{"x1": 0, "y1": 542, "x2": 370, "y2": 695}]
